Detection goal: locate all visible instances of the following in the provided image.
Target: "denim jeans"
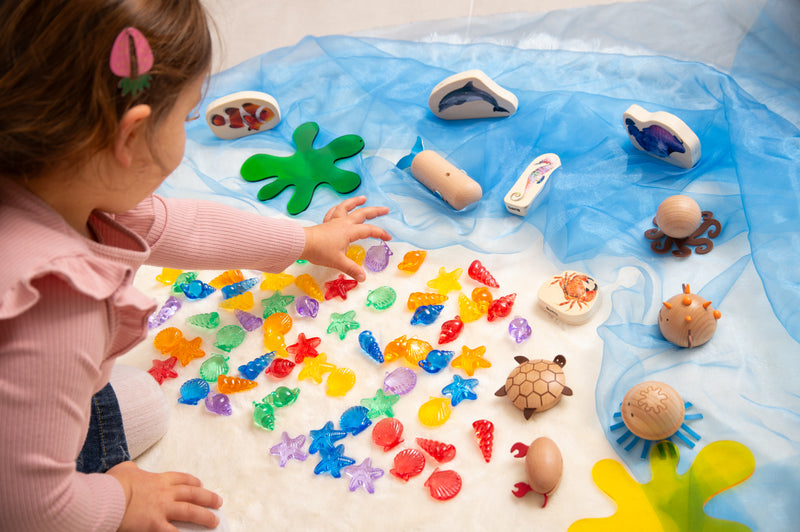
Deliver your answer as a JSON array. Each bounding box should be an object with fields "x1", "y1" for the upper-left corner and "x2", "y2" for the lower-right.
[{"x1": 76, "y1": 382, "x2": 130, "y2": 473}]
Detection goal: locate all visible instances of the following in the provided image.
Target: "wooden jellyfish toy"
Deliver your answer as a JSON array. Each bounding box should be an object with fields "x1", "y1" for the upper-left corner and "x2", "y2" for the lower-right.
[
  {"x1": 645, "y1": 195, "x2": 721, "y2": 256},
  {"x1": 659, "y1": 283, "x2": 721, "y2": 348}
]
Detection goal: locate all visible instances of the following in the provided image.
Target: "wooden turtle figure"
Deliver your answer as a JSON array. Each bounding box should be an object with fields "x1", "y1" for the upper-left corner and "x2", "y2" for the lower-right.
[{"x1": 495, "y1": 355, "x2": 572, "y2": 419}]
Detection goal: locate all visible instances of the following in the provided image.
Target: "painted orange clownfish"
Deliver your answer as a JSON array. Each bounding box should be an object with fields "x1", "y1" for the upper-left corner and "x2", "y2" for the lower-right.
[{"x1": 211, "y1": 103, "x2": 275, "y2": 131}]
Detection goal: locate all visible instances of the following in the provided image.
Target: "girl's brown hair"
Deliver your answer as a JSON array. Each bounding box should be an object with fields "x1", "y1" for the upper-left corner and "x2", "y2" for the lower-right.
[{"x1": 0, "y1": 0, "x2": 213, "y2": 179}]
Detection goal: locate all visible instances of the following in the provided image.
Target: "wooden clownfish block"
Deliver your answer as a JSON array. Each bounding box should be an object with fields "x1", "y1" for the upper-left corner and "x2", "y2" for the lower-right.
[
  {"x1": 410, "y1": 150, "x2": 483, "y2": 211},
  {"x1": 428, "y1": 69, "x2": 518, "y2": 120},
  {"x1": 206, "y1": 90, "x2": 281, "y2": 140},
  {"x1": 623, "y1": 104, "x2": 700, "y2": 168}
]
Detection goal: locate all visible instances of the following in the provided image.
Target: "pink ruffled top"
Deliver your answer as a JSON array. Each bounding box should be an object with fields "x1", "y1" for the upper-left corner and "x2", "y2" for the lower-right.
[{"x1": 0, "y1": 177, "x2": 304, "y2": 531}]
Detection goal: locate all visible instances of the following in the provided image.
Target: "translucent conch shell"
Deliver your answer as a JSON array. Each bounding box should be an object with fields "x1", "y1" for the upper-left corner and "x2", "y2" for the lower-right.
[
  {"x1": 295, "y1": 273, "x2": 324, "y2": 301},
  {"x1": 261, "y1": 272, "x2": 295, "y2": 291},
  {"x1": 219, "y1": 292, "x2": 254, "y2": 311},
  {"x1": 383, "y1": 335, "x2": 408, "y2": 363},
  {"x1": 407, "y1": 292, "x2": 448, "y2": 311},
  {"x1": 217, "y1": 375, "x2": 258, "y2": 394},
  {"x1": 209, "y1": 269, "x2": 244, "y2": 289}
]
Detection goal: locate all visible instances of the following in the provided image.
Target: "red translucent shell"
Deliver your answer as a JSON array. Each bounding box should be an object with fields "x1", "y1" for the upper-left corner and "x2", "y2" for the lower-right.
[
  {"x1": 416, "y1": 437, "x2": 456, "y2": 463},
  {"x1": 372, "y1": 418, "x2": 404, "y2": 451},
  {"x1": 424, "y1": 468, "x2": 462, "y2": 501},
  {"x1": 390, "y1": 448, "x2": 426, "y2": 481}
]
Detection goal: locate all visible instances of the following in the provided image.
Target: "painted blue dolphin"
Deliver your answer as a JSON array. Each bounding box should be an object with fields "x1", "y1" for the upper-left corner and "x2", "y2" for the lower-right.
[{"x1": 438, "y1": 81, "x2": 510, "y2": 114}]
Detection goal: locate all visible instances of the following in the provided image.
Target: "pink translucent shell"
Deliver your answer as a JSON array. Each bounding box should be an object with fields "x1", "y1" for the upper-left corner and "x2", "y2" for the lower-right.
[
  {"x1": 424, "y1": 468, "x2": 462, "y2": 501},
  {"x1": 109, "y1": 27, "x2": 154, "y2": 77}
]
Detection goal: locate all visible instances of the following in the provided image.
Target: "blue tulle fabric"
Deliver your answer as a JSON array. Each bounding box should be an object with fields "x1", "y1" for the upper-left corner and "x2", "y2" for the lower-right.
[{"x1": 164, "y1": 0, "x2": 799, "y2": 527}]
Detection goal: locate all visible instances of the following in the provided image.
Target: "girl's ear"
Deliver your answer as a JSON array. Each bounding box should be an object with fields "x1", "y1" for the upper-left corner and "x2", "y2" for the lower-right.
[{"x1": 114, "y1": 104, "x2": 152, "y2": 167}]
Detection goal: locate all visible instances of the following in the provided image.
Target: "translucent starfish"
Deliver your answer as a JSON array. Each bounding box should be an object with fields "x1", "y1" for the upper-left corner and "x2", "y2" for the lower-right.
[
  {"x1": 297, "y1": 352, "x2": 336, "y2": 384},
  {"x1": 261, "y1": 290, "x2": 295, "y2": 318},
  {"x1": 426, "y1": 267, "x2": 463, "y2": 295},
  {"x1": 451, "y1": 345, "x2": 491, "y2": 376},
  {"x1": 240, "y1": 121, "x2": 365, "y2": 215},
  {"x1": 308, "y1": 421, "x2": 348, "y2": 455},
  {"x1": 269, "y1": 432, "x2": 308, "y2": 467},
  {"x1": 287, "y1": 332, "x2": 321, "y2": 363},
  {"x1": 313, "y1": 444, "x2": 356, "y2": 478},
  {"x1": 343, "y1": 458, "x2": 385, "y2": 493},
  {"x1": 360, "y1": 389, "x2": 400, "y2": 419},
  {"x1": 441, "y1": 374, "x2": 479, "y2": 406},
  {"x1": 324, "y1": 274, "x2": 359, "y2": 300},
  {"x1": 148, "y1": 356, "x2": 178, "y2": 384},
  {"x1": 326, "y1": 310, "x2": 360, "y2": 340}
]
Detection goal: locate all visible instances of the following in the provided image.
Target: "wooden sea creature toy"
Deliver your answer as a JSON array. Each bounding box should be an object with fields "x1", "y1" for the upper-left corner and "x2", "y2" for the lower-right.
[
  {"x1": 658, "y1": 283, "x2": 721, "y2": 348},
  {"x1": 538, "y1": 271, "x2": 599, "y2": 325},
  {"x1": 504, "y1": 153, "x2": 561, "y2": 216},
  {"x1": 495, "y1": 355, "x2": 573, "y2": 419},
  {"x1": 623, "y1": 104, "x2": 700, "y2": 168},
  {"x1": 645, "y1": 195, "x2": 721, "y2": 256},
  {"x1": 206, "y1": 91, "x2": 281, "y2": 140},
  {"x1": 410, "y1": 150, "x2": 482, "y2": 210},
  {"x1": 428, "y1": 69, "x2": 518, "y2": 120},
  {"x1": 510, "y1": 437, "x2": 563, "y2": 507}
]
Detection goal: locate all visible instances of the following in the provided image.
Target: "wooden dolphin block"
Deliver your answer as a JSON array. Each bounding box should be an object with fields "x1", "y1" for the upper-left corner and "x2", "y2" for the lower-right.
[{"x1": 428, "y1": 69, "x2": 518, "y2": 120}]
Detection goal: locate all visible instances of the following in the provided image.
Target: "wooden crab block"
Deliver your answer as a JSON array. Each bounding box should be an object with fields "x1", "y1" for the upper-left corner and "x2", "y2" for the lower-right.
[
  {"x1": 504, "y1": 153, "x2": 561, "y2": 216},
  {"x1": 623, "y1": 104, "x2": 700, "y2": 168},
  {"x1": 428, "y1": 69, "x2": 518, "y2": 120},
  {"x1": 537, "y1": 271, "x2": 600, "y2": 325},
  {"x1": 205, "y1": 90, "x2": 281, "y2": 140}
]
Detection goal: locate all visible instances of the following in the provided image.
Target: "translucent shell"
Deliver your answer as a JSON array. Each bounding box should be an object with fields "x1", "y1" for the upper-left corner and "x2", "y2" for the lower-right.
[
  {"x1": 205, "y1": 392, "x2": 232, "y2": 416},
  {"x1": 407, "y1": 292, "x2": 449, "y2": 311},
  {"x1": 265, "y1": 386, "x2": 300, "y2": 408},
  {"x1": 295, "y1": 273, "x2": 324, "y2": 301},
  {"x1": 260, "y1": 272, "x2": 295, "y2": 291},
  {"x1": 238, "y1": 352, "x2": 275, "y2": 380},
  {"x1": 186, "y1": 312, "x2": 220, "y2": 330},
  {"x1": 419, "y1": 349, "x2": 455, "y2": 374},
  {"x1": 397, "y1": 250, "x2": 427, "y2": 273},
  {"x1": 346, "y1": 244, "x2": 366, "y2": 265},
  {"x1": 265, "y1": 357, "x2": 296, "y2": 379},
  {"x1": 218, "y1": 292, "x2": 254, "y2": 311},
  {"x1": 438, "y1": 316, "x2": 464, "y2": 344},
  {"x1": 365, "y1": 286, "x2": 397, "y2": 311},
  {"x1": 416, "y1": 437, "x2": 456, "y2": 463},
  {"x1": 252, "y1": 402, "x2": 275, "y2": 430},
  {"x1": 153, "y1": 327, "x2": 184, "y2": 354},
  {"x1": 214, "y1": 325, "x2": 246, "y2": 352},
  {"x1": 148, "y1": 356, "x2": 178, "y2": 384},
  {"x1": 472, "y1": 419, "x2": 494, "y2": 463},
  {"x1": 471, "y1": 287, "x2": 494, "y2": 314},
  {"x1": 221, "y1": 277, "x2": 259, "y2": 298},
  {"x1": 154, "y1": 328, "x2": 205, "y2": 366},
  {"x1": 390, "y1": 448, "x2": 426, "y2": 481},
  {"x1": 358, "y1": 330, "x2": 384, "y2": 363},
  {"x1": 468, "y1": 259, "x2": 499, "y2": 288},
  {"x1": 411, "y1": 304, "x2": 444, "y2": 325},
  {"x1": 170, "y1": 272, "x2": 197, "y2": 294},
  {"x1": 365, "y1": 241, "x2": 393, "y2": 272},
  {"x1": 287, "y1": 333, "x2": 321, "y2": 363},
  {"x1": 263, "y1": 333, "x2": 288, "y2": 358},
  {"x1": 404, "y1": 337, "x2": 433, "y2": 366},
  {"x1": 458, "y1": 293, "x2": 483, "y2": 323},
  {"x1": 209, "y1": 269, "x2": 244, "y2": 289},
  {"x1": 178, "y1": 378, "x2": 210, "y2": 405},
  {"x1": 340, "y1": 405, "x2": 372, "y2": 435},
  {"x1": 508, "y1": 316, "x2": 532, "y2": 343},
  {"x1": 181, "y1": 279, "x2": 216, "y2": 300},
  {"x1": 261, "y1": 290, "x2": 295, "y2": 317},
  {"x1": 424, "y1": 468, "x2": 462, "y2": 501},
  {"x1": 217, "y1": 374, "x2": 258, "y2": 394},
  {"x1": 234, "y1": 309, "x2": 263, "y2": 332},
  {"x1": 372, "y1": 417, "x2": 405, "y2": 451},
  {"x1": 263, "y1": 312, "x2": 293, "y2": 335},
  {"x1": 418, "y1": 397, "x2": 452, "y2": 427},
  {"x1": 326, "y1": 367, "x2": 356, "y2": 396},
  {"x1": 488, "y1": 293, "x2": 517, "y2": 321},
  {"x1": 326, "y1": 310, "x2": 360, "y2": 340},
  {"x1": 382, "y1": 367, "x2": 417, "y2": 396},
  {"x1": 199, "y1": 354, "x2": 230, "y2": 383},
  {"x1": 298, "y1": 353, "x2": 336, "y2": 384},
  {"x1": 383, "y1": 335, "x2": 408, "y2": 363},
  {"x1": 295, "y1": 296, "x2": 319, "y2": 318},
  {"x1": 148, "y1": 295, "x2": 181, "y2": 329},
  {"x1": 156, "y1": 267, "x2": 183, "y2": 285}
]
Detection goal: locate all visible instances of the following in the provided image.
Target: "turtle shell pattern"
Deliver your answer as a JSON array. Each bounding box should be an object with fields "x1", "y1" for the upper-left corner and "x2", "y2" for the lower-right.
[{"x1": 496, "y1": 355, "x2": 572, "y2": 419}]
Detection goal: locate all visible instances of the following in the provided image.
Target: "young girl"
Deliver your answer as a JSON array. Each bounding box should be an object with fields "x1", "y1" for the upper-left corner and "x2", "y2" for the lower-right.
[{"x1": 0, "y1": 1, "x2": 391, "y2": 531}]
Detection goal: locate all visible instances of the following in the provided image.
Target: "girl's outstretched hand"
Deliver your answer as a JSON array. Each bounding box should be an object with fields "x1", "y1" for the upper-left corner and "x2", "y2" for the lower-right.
[
  {"x1": 108, "y1": 461, "x2": 222, "y2": 532},
  {"x1": 301, "y1": 196, "x2": 391, "y2": 282}
]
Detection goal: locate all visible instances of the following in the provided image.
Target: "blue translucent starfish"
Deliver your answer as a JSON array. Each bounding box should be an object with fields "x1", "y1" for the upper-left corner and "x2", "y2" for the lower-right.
[
  {"x1": 343, "y1": 458, "x2": 385, "y2": 493},
  {"x1": 240, "y1": 122, "x2": 365, "y2": 215},
  {"x1": 360, "y1": 389, "x2": 400, "y2": 419},
  {"x1": 261, "y1": 290, "x2": 295, "y2": 318},
  {"x1": 313, "y1": 444, "x2": 355, "y2": 478},
  {"x1": 326, "y1": 310, "x2": 360, "y2": 340},
  {"x1": 308, "y1": 421, "x2": 348, "y2": 455},
  {"x1": 442, "y1": 374, "x2": 479, "y2": 406},
  {"x1": 269, "y1": 432, "x2": 308, "y2": 467}
]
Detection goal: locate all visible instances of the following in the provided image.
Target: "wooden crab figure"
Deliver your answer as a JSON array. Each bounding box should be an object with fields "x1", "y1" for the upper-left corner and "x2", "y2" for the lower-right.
[
  {"x1": 510, "y1": 437, "x2": 563, "y2": 508},
  {"x1": 659, "y1": 283, "x2": 721, "y2": 348},
  {"x1": 495, "y1": 355, "x2": 573, "y2": 419},
  {"x1": 609, "y1": 381, "x2": 703, "y2": 459},
  {"x1": 645, "y1": 195, "x2": 721, "y2": 256}
]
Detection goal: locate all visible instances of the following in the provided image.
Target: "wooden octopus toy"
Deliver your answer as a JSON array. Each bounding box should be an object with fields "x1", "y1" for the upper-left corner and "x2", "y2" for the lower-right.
[{"x1": 645, "y1": 195, "x2": 721, "y2": 256}]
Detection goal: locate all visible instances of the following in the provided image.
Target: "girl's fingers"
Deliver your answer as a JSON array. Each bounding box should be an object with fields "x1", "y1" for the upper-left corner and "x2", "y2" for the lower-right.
[
  {"x1": 163, "y1": 471, "x2": 203, "y2": 487},
  {"x1": 172, "y1": 485, "x2": 223, "y2": 508},
  {"x1": 166, "y1": 502, "x2": 220, "y2": 529}
]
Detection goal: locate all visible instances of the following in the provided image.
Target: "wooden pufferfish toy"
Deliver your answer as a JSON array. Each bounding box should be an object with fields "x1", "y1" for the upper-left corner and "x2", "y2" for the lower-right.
[{"x1": 658, "y1": 284, "x2": 721, "y2": 348}]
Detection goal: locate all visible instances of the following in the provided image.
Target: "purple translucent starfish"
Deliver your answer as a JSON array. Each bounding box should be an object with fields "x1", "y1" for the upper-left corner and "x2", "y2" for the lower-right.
[
  {"x1": 343, "y1": 458, "x2": 385, "y2": 493},
  {"x1": 269, "y1": 432, "x2": 308, "y2": 467}
]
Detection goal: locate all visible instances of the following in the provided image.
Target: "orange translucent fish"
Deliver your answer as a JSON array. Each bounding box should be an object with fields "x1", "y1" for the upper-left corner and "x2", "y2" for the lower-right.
[
  {"x1": 260, "y1": 272, "x2": 295, "y2": 291},
  {"x1": 326, "y1": 367, "x2": 356, "y2": 396},
  {"x1": 219, "y1": 292, "x2": 254, "y2": 311},
  {"x1": 217, "y1": 374, "x2": 258, "y2": 394},
  {"x1": 295, "y1": 273, "x2": 324, "y2": 301},
  {"x1": 397, "y1": 250, "x2": 427, "y2": 273},
  {"x1": 383, "y1": 335, "x2": 408, "y2": 363},
  {"x1": 346, "y1": 244, "x2": 366, "y2": 265},
  {"x1": 263, "y1": 312, "x2": 293, "y2": 335},
  {"x1": 407, "y1": 292, "x2": 448, "y2": 311},
  {"x1": 458, "y1": 293, "x2": 483, "y2": 323},
  {"x1": 156, "y1": 268, "x2": 183, "y2": 285},
  {"x1": 209, "y1": 269, "x2": 244, "y2": 289}
]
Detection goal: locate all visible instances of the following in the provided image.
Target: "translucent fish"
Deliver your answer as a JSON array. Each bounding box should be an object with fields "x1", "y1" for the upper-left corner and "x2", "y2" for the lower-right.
[
  {"x1": 214, "y1": 324, "x2": 245, "y2": 352},
  {"x1": 234, "y1": 308, "x2": 263, "y2": 332},
  {"x1": 424, "y1": 468, "x2": 462, "y2": 501},
  {"x1": 382, "y1": 367, "x2": 417, "y2": 396},
  {"x1": 487, "y1": 293, "x2": 517, "y2": 321},
  {"x1": 217, "y1": 375, "x2": 258, "y2": 394},
  {"x1": 340, "y1": 405, "x2": 372, "y2": 435},
  {"x1": 365, "y1": 241, "x2": 392, "y2": 272},
  {"x1": 221, "y1": 277, "x2": 259, "y2": 299},
  {"x1": 180, "y1": 279, "x2": 215, "y2": 300},
  {"x1": 218, "y1": 292, "x2": 254, "y2": 311},
  {"x1": 372, "y1": 417, "x2": 404, "y2": 451},
  {"x1": 397, "y1": 250, "x2": 426, "y2": 273},
  {"x1": 419, "y1": 349, "x2": 454, "y2": 374},
  {"x1": 156, "y1": 268, "x2": 183, "y2": 285},
  {"x1": 178, "y1": 378, "x2": 210, "y2": 405},
  {"x1": 205, "y1": 392, "x2": 232, "y2": 416},
  {"x1": 208, "y1": 269, "x2": 244, "y2": 289},
  {"x1": 260, "y1": 272, "x2": 295, "y2": 291},
  {"x1": 508, "y1": 316, "x2": 532, "y2": 343},
  {"x1": 199, "y1": 354, "x2": 229, "y2": 383},
  {"x1": 238, "y1": 352, "x2": 275, "y2": 380},
  {"x1": 365, "y1": 286, "x2": 397, "y2": 311},
  {"x1": 186, "y1": 312, "x2": 220, "y2": 330},
  {"x1": 327, "y1": 367, "x2": 356, "y2": 396},
  {"x1": 411, "y1": 304, "x2": 444, "y2": 325},
  {"x1": 407, "y1": 292, "x2": 448, "y2": 311},
  {"x1": 468, "y1": 259, "x2": 499, "y2": 288},
  {"x1": 358, "y1": 330, "x2": 384, "y2": 363},
  {"x1": 418, "y1": 397, "x2": 452, "y2": 427},
  {"x1": 295, "y1": 296, "x2": 319, "y2": 318},
  {"x1": 346, "y1": 244, "x2": 366, "y2": 265},
  {"x1": 148, "y1": 296, "x2": 182, "y2": 329},
  {"x1": 295, "y1": 273, "x2": 324, "y2": 301},
  {"x1": 390, "y1": 448, "x2": 425, "y2": 481}
]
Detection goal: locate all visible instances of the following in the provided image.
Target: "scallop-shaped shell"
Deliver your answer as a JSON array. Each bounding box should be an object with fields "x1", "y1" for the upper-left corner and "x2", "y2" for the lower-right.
[
  {"x1": 404, "y1": 338, "x2": 433, "y2": 366},
  {"x1": 327, "y1": 367, "x2": 356, "y2": 396},
  {"x1": 383, "y1": 335, "x2": 408, "y2": 363},
  {"x1": 205, "y1": 392, "x2": 232, "y2": 416},
  {"x1": 340, "y1": 405, "x2": 372, "y2": 435},
  {"x1": 218, "y1": 292, "x2": 255, "y2": 311},
  {"x1": 411, "y1": 304, "x2": 444, "y2": 325},
  {"x1": 234, "y1": 309, "x2": 263, "y2": 332},
  {"x1": 199, "y1": 354, "x2": 230, "y2": 382},
  {"x1": 260, "y1": 272, "x2": 295, "y2": 291},
  {"x1": 178, "y1": 378, "x2": 210, "y2": 405},
  {"x1": 372, "y1": 417, "x2": 404, "y2": 451},
  {"x1": 295, "y1": 296, "x2": 320, "y2": 318},
  {"x1": 418, "y1": 397, "x2": 452, "y2": 427},
  {"x1": 214, "y1": 324, "x2": 246, "y2": 352},
  {"x1": 263, "y1": 312, "x2": 293, "y2": 335},
  {"x1": 156, "y1": 267, "x2": 183, "y2": 285},
  {"x1": 424, "y1": 468, "x2": 462, "y2": 501},
  {"x1": 366, "y1": 286, "x2": 397, "y2": 311},
  {"x1": 365, "y1": 241, "x2": 393, "y2": 272},
  {"x1": 154, "y1": 327, "x2": 183, "y2": 354},
  {"x1": 346, "y1": 244, "x2": 366, "y2": 265},
  {"x1": 382, "y1": 367, "x2": 417, "y2": 396},
  {"x1": 210, "y1": 269, "x2": 244, "y2": 289},
  {"x1": 390, "y1": 448, "x2": 426, "y2": 481}
]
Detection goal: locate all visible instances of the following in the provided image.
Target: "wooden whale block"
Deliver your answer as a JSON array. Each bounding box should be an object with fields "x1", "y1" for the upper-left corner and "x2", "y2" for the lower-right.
[{"x1": 623, "y1": 104, "x2": 700, "y2": 168}]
